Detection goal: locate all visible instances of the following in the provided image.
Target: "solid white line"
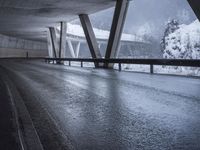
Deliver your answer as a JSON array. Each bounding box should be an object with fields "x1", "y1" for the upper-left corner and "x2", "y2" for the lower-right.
[{"x1": 5, "y1": 83, "x2": 26, "y2": 150}]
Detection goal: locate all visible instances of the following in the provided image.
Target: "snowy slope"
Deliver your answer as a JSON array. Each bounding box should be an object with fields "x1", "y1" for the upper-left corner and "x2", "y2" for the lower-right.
[
  {"x1": 111, "y1": 20, "x2": 200, "y2": 76},
  {"x1": 163, "y1": 20, "x2": 200, "y2": 59}
]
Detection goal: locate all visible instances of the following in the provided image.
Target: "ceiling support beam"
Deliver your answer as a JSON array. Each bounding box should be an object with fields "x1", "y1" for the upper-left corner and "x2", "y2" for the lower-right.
[
  {"x1": 75, "y1": 42, "x2": 81, "y2": 58},
  {"x1": 47, "y1": 30, "x2": 53, "y2": 58},
  {"x1": 79, "y1": 14, "x2": 102, "y2": 67},
  {"x1": 59, "y1": 22, "x2": 67, "y2": 58},
  {"x1": 187, "y1": 0, "x2": 200, "y2": 21},
  {"x1": 67, "y1": 39, "x2": 76, "y2": 58},
  {"x1": 116, "y1": 43, "x2": 122, "y2": 58},
  {"x1": 67, "y1": 40, "x2": 81, "y2": 58},
  {"x1": 49, "y1": 27, "x2": 59, "y2": 58},
  {"x1": 104, "y1": 0, "x2": 129, "y2": 68}
]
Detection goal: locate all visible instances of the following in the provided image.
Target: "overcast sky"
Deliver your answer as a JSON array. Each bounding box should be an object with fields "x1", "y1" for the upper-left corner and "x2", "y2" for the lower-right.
[{"x1": 89, "y1": 0, "x2": 197, "y2": 40}]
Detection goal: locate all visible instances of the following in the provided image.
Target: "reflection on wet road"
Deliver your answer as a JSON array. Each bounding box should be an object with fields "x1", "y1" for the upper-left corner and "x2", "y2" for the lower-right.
[{"x1": 0, "y1": 60, "x2": 200, "y2": 150}]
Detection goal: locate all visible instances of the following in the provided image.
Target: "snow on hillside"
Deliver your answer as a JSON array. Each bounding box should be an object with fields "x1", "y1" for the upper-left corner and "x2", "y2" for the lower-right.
[
  {"x1": 163, "y1": 20, "x2": 200, "y2": 59},
  {"x1": 115, "y1": 20, "x2": 200, "y2": 76},
  {"x1": 62, "y1": 21, "x2": 200, "y2": 76},
  {"x1": 66, "y1": 23, "x2": 146, "y2": 43}
]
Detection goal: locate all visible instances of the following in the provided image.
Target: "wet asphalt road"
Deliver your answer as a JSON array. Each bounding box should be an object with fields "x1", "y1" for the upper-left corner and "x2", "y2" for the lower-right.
[
  {"x1": 0, "y1": 59, "x2": 200, "y2": 150},
  {"x1": 0, "y1": 75, "x2": 21, "y2": 150}
]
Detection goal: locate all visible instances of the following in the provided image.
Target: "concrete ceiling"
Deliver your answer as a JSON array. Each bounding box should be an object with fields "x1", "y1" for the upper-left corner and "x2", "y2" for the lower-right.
[{"x1": 0, "y1": 0, "x2": 115, "y2": 41}]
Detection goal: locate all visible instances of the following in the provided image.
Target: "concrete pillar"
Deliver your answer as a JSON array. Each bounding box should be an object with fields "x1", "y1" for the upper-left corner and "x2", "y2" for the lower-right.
[
  {"x1": 98, "y1": 43, "x2": 102, "y2": 51},
  {"x1": 79, "y1": 14, "x2": 101, "y2": 67},
  {"x1": 75, "y1": 42, "x2": 81, "y2": 58},
  {"x1": 105, "y1": 0, "x2": 129, "y2": 68},
  {"x1": 49, "y1": 27, "x2": 59, "y2": 58},
  {"x1": 47, "y1": 30, "x2": 53, "y2": 58},
  {"x1": 116, "y1": 43, "x2": 122, "y2": 58},
  {"x1": 187, "y1": 0, "x2": 200, "y2": 21},
  {"x1": 67, "y1": 40, "x2": 76, "y2": 58},
  {"x1": 59, "y1": 22, "x2": 67, "y2": 58}
]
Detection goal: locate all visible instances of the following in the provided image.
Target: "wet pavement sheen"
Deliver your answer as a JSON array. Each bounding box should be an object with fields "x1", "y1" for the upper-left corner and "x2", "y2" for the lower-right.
[{"x1": 0, "y1": 60, "x2": 200, "y2": 150}]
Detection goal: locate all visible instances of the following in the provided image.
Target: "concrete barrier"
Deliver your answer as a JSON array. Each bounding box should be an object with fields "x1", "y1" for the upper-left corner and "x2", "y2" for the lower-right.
[
  {"x1": 0, "y1": 48, "x2": 48, "y2": 58},
  {"x1": 0, "y1": 34, "x2": 48, "y2": 58}
]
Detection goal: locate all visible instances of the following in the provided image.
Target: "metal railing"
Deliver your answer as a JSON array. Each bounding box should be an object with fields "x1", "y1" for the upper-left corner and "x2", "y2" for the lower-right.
[{"x1": 44, "y1": 58, "x2": 200, "y2": 74}]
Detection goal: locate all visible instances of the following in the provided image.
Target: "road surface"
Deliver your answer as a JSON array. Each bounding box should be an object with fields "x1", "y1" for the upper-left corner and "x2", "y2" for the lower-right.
[{"x1": 0, "y1": 59, "x2": 200, "y2": 150}]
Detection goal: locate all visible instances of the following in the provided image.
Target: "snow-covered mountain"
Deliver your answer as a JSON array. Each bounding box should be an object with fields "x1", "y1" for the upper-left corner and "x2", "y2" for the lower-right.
[{"x1": 163, "y1": 20, "x2": 200, "y2": 59}]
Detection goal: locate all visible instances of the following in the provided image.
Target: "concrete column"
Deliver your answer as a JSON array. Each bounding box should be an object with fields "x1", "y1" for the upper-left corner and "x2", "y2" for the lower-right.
[
  {"x1": 187, "y1": 0, "x2": 200, "y2": 21},
  {"x1": 116, "y1": 43, "x2": 122, "y2": 58},
  {"x1": 47, "y1": 30, "x2": 53, "y2": 58},
  {"x1": 59, "y1": 22, "x2": 67, "y2": 58},
  {"x1": 67, "y1": 40, "x2": 76, "y2": 58},
  {"x1": 75, "y1": 42, "x2": 81, "y2": 58},
  {"x1": 105, "y1": 0, "x2": 129, "y2": 68},
  {"x1": 98, "y1": 43, "x2": 102, "y2": 50},
  {"x1": 49, "y1": 27, "x2": 59, "y2": 58},
  {"x1": 79, "y1": 14, "x2": 101, "y2": 67}
]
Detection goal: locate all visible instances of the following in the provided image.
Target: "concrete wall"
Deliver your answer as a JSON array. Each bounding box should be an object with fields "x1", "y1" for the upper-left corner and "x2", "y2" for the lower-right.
[{"x1": 0, "y1": 34, "x2": 48, "y2": 58}]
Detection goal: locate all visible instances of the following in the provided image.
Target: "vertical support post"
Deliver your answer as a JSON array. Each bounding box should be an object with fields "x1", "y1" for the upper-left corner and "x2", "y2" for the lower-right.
[
  {"x1": 79, "y1": 14, "x2": 102, "y2": 67},
  {"x1": 81, "y1": 61, "x2": 83, "y2": 67},
  {"x1": 69, "y1": 61, "x2": 71, "y2": 66},
  {"x1": 49, "y1": 27, "x2": 59, "y2": 58},
  {"x1": 119, "y1": 63, "x2": 122, "y2": 71},
  {"x1": 26, "y1": 52, "x2": 29, "y2": 59},
  {"x1": 59, "y1": 22, "x2": 67, "y2": 58},
  {"x1": 150, "y1": 64, "x2": 154, "y2": 74},
  {"x1": 105, "y1": 0, "x2": 129, "y2": 68}
]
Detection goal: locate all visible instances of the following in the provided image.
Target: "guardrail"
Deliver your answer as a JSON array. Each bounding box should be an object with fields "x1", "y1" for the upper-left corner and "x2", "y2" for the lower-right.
[{"x1": 44, "y1": 58, "x2": 200, "y2": 74}]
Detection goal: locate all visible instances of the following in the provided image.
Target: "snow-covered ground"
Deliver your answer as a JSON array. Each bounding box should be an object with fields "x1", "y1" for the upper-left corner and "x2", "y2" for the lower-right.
[
  {"x1": 62, "y1": 62, "x2": 200, "y2": 77},
  {"x1": 114, "y1": 64, "x2": 200, "y2": 77}
]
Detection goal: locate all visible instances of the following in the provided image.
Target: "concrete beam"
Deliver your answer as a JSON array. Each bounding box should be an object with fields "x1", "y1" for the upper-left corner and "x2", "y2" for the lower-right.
[
  {"x1": 49, "y1": 27, "x2": 59, "y2": 58},
  {"x1": 105, "y1": 0, "x2": 129, "y2": 68},
  {"x1": 75, "y1": 42, "x2": 81, "y2": 58},
  {"x1": 47, "y1": 30, "x2": 53, "y2": 58},
  {"x1": 67, "y1": 40, "x2": 76, "y2": 58},
  {"x1": 116, "y1": 43, "x2": 122, "y2": 58},
  {"x1": 187, "y1": 0, "x2": 200, "y2": 21},
  {"x1": 79, "y1": 14, "x2": 101, "y2": 67},
  {"x1": 59, "y1": 22, "x2": 67, "y2": 58}
]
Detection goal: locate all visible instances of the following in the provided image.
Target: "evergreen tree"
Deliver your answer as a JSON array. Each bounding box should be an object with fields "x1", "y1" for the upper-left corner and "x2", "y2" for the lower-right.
[{"x1": 161, "y1": 19, "x2": 180, "y2": 52}]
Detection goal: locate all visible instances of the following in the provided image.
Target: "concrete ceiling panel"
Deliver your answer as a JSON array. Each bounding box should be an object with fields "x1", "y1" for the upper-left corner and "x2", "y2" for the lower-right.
[{"x1": 0, "y1": 0, "x2": 115, "y2": 41}]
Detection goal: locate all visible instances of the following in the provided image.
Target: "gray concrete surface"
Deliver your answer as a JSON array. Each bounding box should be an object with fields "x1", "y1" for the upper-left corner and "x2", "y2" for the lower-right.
[
  {"x1": 0, "y1": 34, "x2": 48, "y2": 58},
  {"x1": 0, "y1": 59, "x2": 200, "y2": 150},
  {"x1": 0, "y1": 48, "x2": 48, "y2": 58},
  {"x1": 0, "y1": 34, "x2": 47, "y2": 50},
  {"x1": 0, "y1": 0, "x2": 115, "y2": 41}
]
